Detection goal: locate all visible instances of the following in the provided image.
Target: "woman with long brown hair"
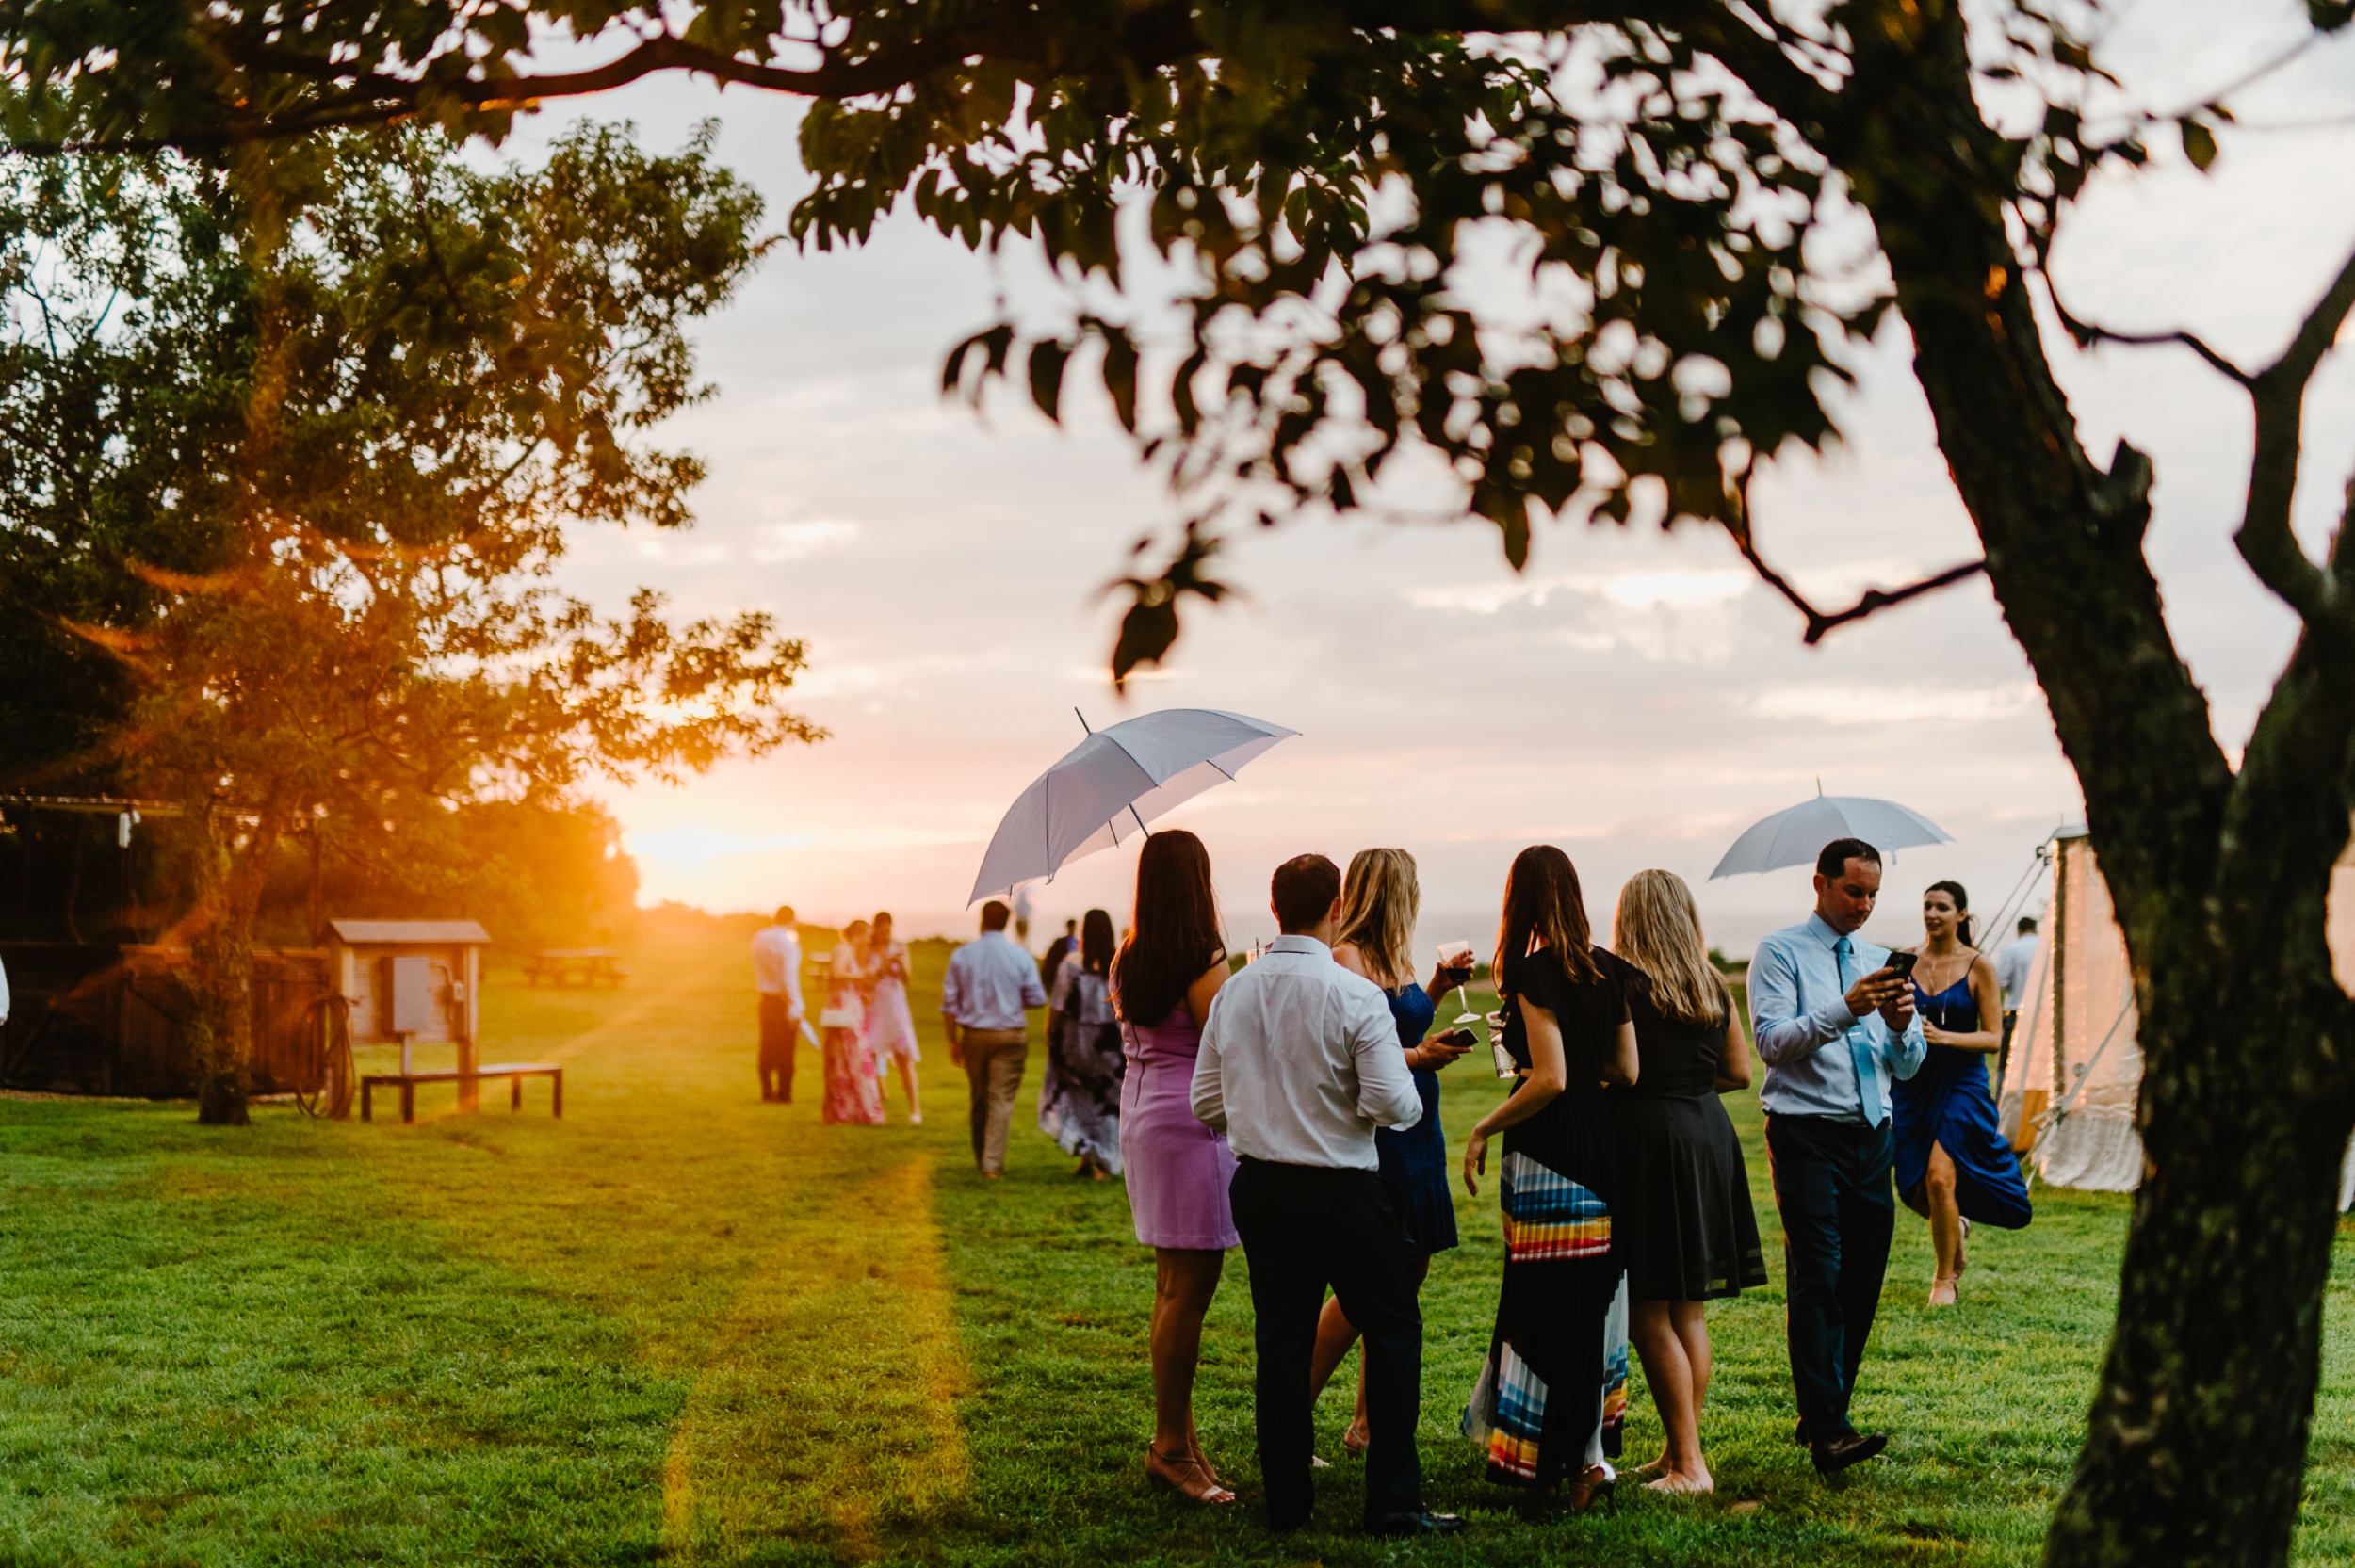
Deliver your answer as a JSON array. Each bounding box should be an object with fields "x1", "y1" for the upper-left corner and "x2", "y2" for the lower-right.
[
  {"x1": 1610, "y1": 869, "x2": 1765, "y2": 1495},
  {"x1": 1307, "y1": 848, "x2": 1474, "y2": 1456},
  {"x1": 1461, "y1": 846, "x2": 1638, "y2": 1509},
  {"x1": 1113, "y1": 830, "x2": 1237, "y2": 1506}
]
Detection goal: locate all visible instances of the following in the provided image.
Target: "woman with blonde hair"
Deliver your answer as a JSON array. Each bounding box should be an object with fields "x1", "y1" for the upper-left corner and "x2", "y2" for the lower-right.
[
  {"x1": 1307, "y1": 849, "x2": 1475, "y2": 1456},
  {"x1": 1610, "y1": 869, "x2": 1764, "y2": 1495}
]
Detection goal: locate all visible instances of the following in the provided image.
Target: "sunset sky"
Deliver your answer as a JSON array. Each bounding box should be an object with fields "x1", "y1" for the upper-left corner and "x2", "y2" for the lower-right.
[{"x1": 529, "y1": 3, "x2": 2353, "y2": 956}]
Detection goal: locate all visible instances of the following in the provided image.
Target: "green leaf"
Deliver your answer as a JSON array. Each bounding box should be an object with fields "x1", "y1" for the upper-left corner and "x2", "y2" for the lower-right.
[
  {"x1": 1027, "y1": 337, "x2": 1070, "y2": 425},
  {"x1": 2180, "y1": 118, "x2": 2218, "y2": 173}
]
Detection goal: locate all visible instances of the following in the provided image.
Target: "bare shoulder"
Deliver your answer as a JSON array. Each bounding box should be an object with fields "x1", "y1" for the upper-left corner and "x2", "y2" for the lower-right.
[{"x1": 1331, "y1": 942, "x2": 1371, "y2": 978}]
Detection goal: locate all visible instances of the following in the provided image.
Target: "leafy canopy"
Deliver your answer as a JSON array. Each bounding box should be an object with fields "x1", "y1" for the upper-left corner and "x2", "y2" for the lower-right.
[{"x1": 0, "y1": 118, "x2": 818, "y2": 829}]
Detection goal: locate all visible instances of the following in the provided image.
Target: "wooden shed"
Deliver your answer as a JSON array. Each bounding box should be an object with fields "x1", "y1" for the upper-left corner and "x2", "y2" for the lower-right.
[{"x1": 326, "y1": 921, "x2": 488, "y2": 1099}]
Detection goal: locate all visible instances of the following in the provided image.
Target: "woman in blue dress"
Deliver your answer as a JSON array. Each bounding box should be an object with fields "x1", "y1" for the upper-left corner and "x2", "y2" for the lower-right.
[
  {"x1": 1894, "y1": 880, "x2": 2032, "y2": 1306},
  {"x1": 1307, "y1": 848, "x2": 1476, "y2": 1456}
]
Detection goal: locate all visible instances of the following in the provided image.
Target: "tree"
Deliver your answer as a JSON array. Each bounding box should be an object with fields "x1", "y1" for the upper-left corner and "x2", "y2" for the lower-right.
[
  {"x1": 0, "y1": 120, "x2": 818, "y2": 1123},
  {"x1": 1, "y1": 3, "x2": 2351, "y2": 1564}
]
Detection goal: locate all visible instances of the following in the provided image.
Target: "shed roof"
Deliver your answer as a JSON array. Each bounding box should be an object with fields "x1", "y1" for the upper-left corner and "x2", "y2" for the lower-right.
[{"x1": 326, "y1": 919, "x2": 491, "y2": 946}]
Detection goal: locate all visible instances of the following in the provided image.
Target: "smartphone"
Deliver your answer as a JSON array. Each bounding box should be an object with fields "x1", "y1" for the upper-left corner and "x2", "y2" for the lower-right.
[
  {"x1": 1425, "y1": 1027, "x2": 1476, "y2": 1050},
  {"x1": 1882, "y1": 950, "x2": 1919, "y2": 979}
]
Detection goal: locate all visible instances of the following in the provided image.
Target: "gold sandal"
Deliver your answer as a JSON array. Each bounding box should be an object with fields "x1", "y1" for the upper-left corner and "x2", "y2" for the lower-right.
[{"x1": 1146, "y1": 1442, "x2": 1236, "y2": 1505}]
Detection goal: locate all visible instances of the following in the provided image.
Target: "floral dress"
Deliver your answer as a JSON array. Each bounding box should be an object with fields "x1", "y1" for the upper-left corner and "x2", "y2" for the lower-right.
[{"x1": 1039, "y1": 962, "x2": 1124, "y2": 1171}]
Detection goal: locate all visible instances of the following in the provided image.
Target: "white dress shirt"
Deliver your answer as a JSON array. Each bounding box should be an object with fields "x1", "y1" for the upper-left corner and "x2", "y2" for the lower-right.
[
  {"x1": 941, "y1": 929, "x2": 1048, "y2": 1030},
  {"x1": 750, "y1": 925, "x2": 804, "y2": 1014},
  {"x1": 1995, "y1": 933, "x2": 2039, "y2": 1011},
  {"x1": 1190, "y1": 933, "x2": 1421, "y2": 1170}
]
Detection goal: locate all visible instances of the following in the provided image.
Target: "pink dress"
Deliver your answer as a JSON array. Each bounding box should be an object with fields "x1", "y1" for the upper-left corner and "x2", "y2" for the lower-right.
[
  {"x1": 1118, "y1": 1009, "x2": 1239, "y2": 1250},
  {"x1": 822, "y1": 947, "x2": 885, "y2": 1126}
]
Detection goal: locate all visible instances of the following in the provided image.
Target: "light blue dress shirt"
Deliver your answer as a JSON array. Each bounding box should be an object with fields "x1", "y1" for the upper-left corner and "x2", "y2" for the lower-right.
[
  {"x1": 940, "y1": 930, "x2": 1048, "y2": 1031},
  {"x1": 1749, "y1": 913, "x2": 1926, "y2": 1125}
]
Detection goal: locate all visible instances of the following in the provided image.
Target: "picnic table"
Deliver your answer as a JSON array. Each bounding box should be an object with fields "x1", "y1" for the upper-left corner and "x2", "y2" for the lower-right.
[
  {"x1": 523, "y1": 949, "x2": 630, "y2": 988},
  {"x1": 361, "y1": 1062, "x2": 564, "y2": 1123}
]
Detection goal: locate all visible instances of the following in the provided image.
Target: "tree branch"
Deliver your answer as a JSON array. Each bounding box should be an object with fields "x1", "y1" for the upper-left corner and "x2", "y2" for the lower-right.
[
  {"x1": 1722, "y1": 498, "x2": 1986, "y2": 643},
  {"x1": 2237, "y1": 242, "x2": 2355, "y2": 639},
  {"x1": 2039, "y1": 276, "x2": 2255, "y2": 384}
]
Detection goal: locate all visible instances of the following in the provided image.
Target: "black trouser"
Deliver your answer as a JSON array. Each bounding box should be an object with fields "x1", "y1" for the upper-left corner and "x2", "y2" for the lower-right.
[
  {"x1": 757, "y1": 995, "x2": 796, "y2": 1101},
  {"x1": 1764, "y1": 1114, "x2": 1894, "y2": 1445},
  {"x1": 1228, "y1": 1157, "x2": 1425, "y2": 1529}
]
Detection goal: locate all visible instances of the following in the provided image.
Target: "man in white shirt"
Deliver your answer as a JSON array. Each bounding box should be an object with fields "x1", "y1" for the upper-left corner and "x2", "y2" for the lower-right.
[
  {"x1": 940, "y1": 900, "x2": 1048, "y2": 1177},
  {"x1": 1192, "y1": 854, "x2": 1461, "y2": 1539},
  {"x1": 750, "y1": 906, "x2": 804, "y2": 1102},
  {"x1": 1994, "y1": 915, "x2": 2039, "y2": 1082}
]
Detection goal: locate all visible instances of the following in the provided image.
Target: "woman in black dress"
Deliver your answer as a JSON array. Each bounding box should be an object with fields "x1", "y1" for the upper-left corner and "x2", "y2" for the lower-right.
[
  {"x1": 1307, "y1": 848, "x2": 1475, "y2": 1456},
  {"x1": 1608, "y1": 870, "x2": 1765, "y2": 1495},
  {"x1": 1461, "y1": 846, "x2": 1639, "y2": 1508}
]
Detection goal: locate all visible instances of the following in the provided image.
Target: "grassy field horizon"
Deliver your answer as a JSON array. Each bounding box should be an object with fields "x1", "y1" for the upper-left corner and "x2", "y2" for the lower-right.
[{"x1": 0, "y1": 910, "x2": 2348, "y2": 1565}]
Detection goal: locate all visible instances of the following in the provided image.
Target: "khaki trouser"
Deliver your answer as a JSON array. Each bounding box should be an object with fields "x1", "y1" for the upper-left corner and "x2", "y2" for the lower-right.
[{"x1": 959, "y1": 1027, "x2": 1029, "y2": 1174}]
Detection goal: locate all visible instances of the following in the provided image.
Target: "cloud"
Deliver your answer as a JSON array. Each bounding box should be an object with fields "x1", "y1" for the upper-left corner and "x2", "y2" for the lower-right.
[
  {"x1": 1748, "y1": 683, "x2": 2044, "y2": 726},
  {"x1": 752, "y1": 519, "x2": 863, "y2": 563}
]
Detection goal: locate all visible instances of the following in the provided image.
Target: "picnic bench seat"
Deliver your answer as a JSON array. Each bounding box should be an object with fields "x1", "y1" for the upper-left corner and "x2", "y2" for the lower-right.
[
  {"x1": 522, "y1": 949, "x2": 630, "y2": 988},
  {"x1": 361, "y1": 1062, "x2": 563, "y2": 1123}
]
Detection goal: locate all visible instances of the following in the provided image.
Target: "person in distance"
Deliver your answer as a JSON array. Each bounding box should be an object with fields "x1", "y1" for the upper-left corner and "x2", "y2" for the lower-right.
[
  {"x1": 1747, "y1": 837, "x2": 1926, "y2": 1479},
  {"x1": 1608, "y1": 869, "x2": 1767, "y2": 1495},
  {"x1": 1193, "y1": 853, "x2": 1463, "y2": 1539}
]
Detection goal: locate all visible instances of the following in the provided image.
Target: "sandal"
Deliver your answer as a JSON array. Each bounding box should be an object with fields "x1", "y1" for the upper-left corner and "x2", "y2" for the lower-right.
[
  {"x1": 1341, "y1": 1419, "x2": 1370, "y2": 1459},
  {"x1": 1566, "y1": 1462, "x2": 1617, "y2": 1514},
  {"x1": 1146, "y1": 1442, "x2": 1236, "y2": 1505}
]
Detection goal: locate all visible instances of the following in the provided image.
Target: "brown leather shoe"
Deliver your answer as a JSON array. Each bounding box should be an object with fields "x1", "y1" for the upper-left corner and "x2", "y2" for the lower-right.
[{"x1": 1811, "y1": 1431, "x2": 1888, "y2": 1478}]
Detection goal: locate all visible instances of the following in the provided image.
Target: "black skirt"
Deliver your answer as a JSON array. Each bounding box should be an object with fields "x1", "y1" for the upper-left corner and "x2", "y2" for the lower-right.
[{"x1": 1613, "y1": 1091, "x2": 1766, "y2": 1302}]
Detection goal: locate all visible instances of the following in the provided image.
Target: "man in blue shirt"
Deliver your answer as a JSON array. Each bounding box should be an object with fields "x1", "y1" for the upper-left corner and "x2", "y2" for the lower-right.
[
  {"x1": 1749, "y1": 837, "x2": 1927, "y2": 1479},
  {"x1": 941, "y1": 899, "x2": 1048, "y2": 1178}
]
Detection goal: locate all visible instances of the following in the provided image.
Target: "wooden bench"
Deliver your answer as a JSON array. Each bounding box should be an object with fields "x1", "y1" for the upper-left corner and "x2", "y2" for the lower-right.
[
  {"x1": 361, "y1": 1062, "x2": 563, "y2": 1123},
  {"x1": 522, "y1": 949, "x2": 630, "y2": 988}
]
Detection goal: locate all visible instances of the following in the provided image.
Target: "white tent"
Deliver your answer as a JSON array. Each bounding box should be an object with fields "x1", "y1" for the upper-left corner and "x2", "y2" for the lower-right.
[{"x1": 1997, "y1": 830, "x2": 2355, "y2": 1205}]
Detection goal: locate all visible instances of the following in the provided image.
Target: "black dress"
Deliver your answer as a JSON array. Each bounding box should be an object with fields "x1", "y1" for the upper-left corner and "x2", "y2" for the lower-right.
[
  {"x1": 1605, "y1": 952, "x2": 1767, "y2": 1301},
  {"x1": 1463, "y1": 946, "x2": 1629, "y2": 1487}
]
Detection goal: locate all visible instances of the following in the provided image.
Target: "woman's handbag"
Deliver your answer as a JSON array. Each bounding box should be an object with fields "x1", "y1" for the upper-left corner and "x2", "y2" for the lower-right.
[{"x1": 818, "y1": 1005, "x2": 858, "y2": 1029}]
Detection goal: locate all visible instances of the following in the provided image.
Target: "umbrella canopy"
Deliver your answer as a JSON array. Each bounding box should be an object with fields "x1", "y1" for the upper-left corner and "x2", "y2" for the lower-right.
[
  {"x1": 968, "y1": 708, "x2": 1299, "y2": 906},
  {"x1": 1708, "y1": 794, "x2": 1955, "y2": 880}
]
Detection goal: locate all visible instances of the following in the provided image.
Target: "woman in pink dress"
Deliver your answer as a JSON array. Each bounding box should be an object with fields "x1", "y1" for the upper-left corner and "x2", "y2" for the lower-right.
[
  {"x1": 821, "y1": 920, "x2": 885, "y2": 1125},
  {"x1": 862, "y1": 911, "x2": 923, "y2": 1123},
  {"x1": 1113, "y1": 829, "x2": 1237, "y2": 1506}
]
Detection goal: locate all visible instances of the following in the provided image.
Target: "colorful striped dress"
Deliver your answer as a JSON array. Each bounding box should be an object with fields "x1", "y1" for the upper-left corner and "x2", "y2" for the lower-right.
[{"x1": 1463, "y1": 945, "x2": 1631, "y2": 1487}]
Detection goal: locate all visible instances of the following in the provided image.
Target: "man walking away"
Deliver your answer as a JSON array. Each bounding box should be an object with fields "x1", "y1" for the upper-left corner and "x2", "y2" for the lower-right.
[
  {"x1": 941, "y1": 900, "x2": 1047, "y2": 1178},
  {"x1": 1192, "y1": 854, "x2": 1464, "y2": 1539},
  {"x1": 1993, "y1": 915, "x2": 2039, "y2": 1084},
  {"x1": 751, "y1": 905, "x2": 804, "y2": 1103},
  {"x1": 1749, "y1": 838, "x2": 1925, "y2": 1480}
]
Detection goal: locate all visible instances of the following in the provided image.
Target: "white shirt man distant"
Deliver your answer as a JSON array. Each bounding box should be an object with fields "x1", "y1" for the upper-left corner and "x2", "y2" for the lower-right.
[
  {"x1": 751, "y1": 906, "x2": 804, "y2": 1103},
  {"x1": 1994, "y1": 915, "x2": 2039, "y2": 1080},
  {"x1": 940, "y1": 899, "x2": 1048, "y2": 1177},
  {"x1": 1191, "y1": 853, "x2": 1460, "y2": 1540}
]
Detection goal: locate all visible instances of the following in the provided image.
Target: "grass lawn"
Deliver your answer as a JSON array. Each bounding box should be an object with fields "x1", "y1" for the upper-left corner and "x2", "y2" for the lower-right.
[{"x1": 0, "y1": 913, "x2": 2349, "y2": 1566}]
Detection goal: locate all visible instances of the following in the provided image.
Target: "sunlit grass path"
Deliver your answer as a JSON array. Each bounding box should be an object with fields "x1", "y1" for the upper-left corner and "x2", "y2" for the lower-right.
[{"x1": 0, "y1": 914, "x2": 2347, "y2": 1564}]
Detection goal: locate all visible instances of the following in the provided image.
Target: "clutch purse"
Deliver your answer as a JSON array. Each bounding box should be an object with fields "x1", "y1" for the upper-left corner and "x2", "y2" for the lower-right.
[{"x1": 818, "y1": 1006, "x2": 858, "y2": 1028}]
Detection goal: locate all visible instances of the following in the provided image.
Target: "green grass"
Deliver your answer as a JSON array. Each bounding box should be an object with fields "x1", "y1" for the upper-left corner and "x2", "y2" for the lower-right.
[{"x1": 0, "y1": 914, "x2": 2348, "y2": 1565}]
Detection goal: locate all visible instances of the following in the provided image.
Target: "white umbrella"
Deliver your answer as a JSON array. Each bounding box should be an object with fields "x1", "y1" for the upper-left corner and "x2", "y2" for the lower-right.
[
  {"x1": 968, "y1": 708, "x2": 1298, "y2": 906},
  {"x1": 1708, "y1": 792, "x2": 1955, "y2": 880}
]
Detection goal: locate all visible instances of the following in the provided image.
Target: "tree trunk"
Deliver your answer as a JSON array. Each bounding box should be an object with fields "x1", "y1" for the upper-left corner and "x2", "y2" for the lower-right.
[
  {"x1": 1827, "y1": 5, "x2": 2355, "y2": 1563},
  {"x1": 186, "y1": 807, "x2": 257, "y2": 1126}
]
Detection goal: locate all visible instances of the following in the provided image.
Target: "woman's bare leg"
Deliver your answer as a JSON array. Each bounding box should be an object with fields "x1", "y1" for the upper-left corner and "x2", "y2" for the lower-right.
[
  {"x1": 1308, "y1": 1294, "x2": 1360, "y2": 1404},
  {"x1": 1151, "y1": 1248, "x2": 1225, "y2": 1452},
  {"x1": 1926, "y1": 1140, "x2": 1964, "y2": 1301},
  {"x1": 1630, "y1": 1298, "x2": 1707, "y2": 1486},
  {"x1": 895, "y1": 1057, "x2": 921, "y2": 1121}
]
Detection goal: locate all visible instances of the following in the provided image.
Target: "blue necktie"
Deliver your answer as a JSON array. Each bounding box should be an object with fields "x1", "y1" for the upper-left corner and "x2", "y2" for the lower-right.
[{"x1": 1834, "y1": 936, "x2": 1884, "y2": 1125}]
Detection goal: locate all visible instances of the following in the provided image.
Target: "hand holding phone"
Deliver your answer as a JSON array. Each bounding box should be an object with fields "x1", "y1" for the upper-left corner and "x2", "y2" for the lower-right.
[{"x1": 1420, "y1": 1028, "x2": 1476, "y2": 1068}]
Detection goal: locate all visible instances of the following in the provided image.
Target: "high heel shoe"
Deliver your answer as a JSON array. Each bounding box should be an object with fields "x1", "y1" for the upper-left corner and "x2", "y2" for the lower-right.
[
  {"x1": 1340, "y1": 1419, "x2": 1370, "y2": 1459},
  {"x1": 1566, "y1": 1462, "x2": 1617, "y2": 1514},
  {"x1": 1146, "y1": 1442, "x2": 1236, "y2": 1505}
]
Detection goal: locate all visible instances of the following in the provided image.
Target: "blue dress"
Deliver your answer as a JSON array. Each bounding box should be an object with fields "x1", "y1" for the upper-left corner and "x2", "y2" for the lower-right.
[
  {"x1": 1376, "y1": 983, "x2": 1458, "y2": 1254},
  {"x1": 1893, "y1": 972, "x2": 2033, "y2": 1230}
]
